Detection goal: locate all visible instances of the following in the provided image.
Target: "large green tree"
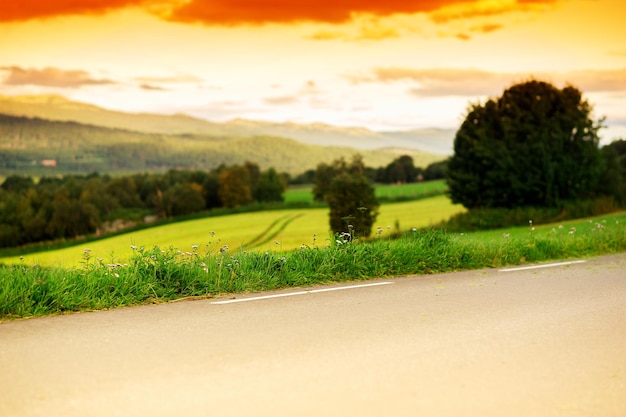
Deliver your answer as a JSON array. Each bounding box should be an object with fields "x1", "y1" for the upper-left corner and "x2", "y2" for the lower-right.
[{"x1": 447, "y1": 80, "x2": 604, "y2": 209}]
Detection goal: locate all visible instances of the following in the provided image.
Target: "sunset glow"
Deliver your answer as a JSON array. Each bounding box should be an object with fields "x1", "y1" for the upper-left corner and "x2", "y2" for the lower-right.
[{"x1": 1, "y1": 0, "x2": 625, "y2": 141}]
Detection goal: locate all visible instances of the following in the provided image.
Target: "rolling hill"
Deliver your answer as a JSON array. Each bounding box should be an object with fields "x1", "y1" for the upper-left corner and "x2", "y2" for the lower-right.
[
  {"x1": 0, "y1": 94, "x2": 456, "y2": 155},
  {"x1": 0, "y1": 114, "x2": 445, "y2": 176}
]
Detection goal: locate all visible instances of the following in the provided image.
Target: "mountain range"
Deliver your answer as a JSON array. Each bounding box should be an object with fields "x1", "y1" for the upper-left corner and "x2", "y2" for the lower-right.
[
  {"x1": 0, "y1": 94, "x2": 455, "y2": 177},
  {"x1": 0, "y1": 94, "x2": 456, "y2": 155}
]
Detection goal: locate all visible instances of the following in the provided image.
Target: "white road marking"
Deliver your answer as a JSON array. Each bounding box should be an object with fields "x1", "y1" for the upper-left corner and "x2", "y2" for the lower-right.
[
  {"x1": 499, "y1": 260, "x2": 587, "y2": 272},
  {"x1": 211, "y1": 281, "x2": 394, "y2": 305}
]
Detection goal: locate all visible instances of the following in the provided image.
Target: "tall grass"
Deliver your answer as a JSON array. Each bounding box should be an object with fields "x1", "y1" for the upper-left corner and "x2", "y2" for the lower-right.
[{"x1": 1, "y1": 212, "x2": 624, "y2": 320}]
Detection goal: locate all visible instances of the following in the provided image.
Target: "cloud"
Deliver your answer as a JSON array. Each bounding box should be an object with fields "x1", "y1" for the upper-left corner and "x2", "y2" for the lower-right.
[
  {"x1": 430, "y1": 0, "x2": 556, "y2": 24},
  {"x1": 475, "y1": 23, "x2": 503, "y2": 33},
  {"x1": 307, "y1": 19, "x2": 399, "y2": 42},
  {"x1": 134, "y1": 75, "x2": 203, "y2": 84},
  {"x1": 347, "y1": 67, "x2": 626, "y2": 98},
  {"x1": 166, "y1": 0, "x2": 472, "y2": 26},
  {"x1": 0, "y1": 0, "x2": 146, "y2": 22},
  {"x1": 263, "y1": 80, "x2": 323, "y2": 105},
  {"x1": 452, "y1": 23, "x2": 503, "y2": 41},
  {"x1": 139, "y1": 83, "x2": 167, "y2": 91},
  {"x1": 564, "y1": 69, "x2": 626, "y2": 93},
  {"x1": 164, "y1": 0, "x2": 552, "y2": 27},
  {"x1": 0, "y1": 66, "x2": 114, "y2": 88},
  {"x1": 0, "y1": 0, "x2": 561, "y2": 33},
  {"x1": 264, "y1": 95, "x2": 299, "y2": 105}
]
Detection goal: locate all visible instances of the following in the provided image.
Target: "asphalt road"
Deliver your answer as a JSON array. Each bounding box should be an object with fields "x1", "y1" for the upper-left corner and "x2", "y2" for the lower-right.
[{"x1": 1, "y1": 254, "x2": 625, "y2": 417}]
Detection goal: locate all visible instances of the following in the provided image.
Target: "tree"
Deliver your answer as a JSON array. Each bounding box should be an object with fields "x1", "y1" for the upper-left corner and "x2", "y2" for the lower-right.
[
  {"x1": 313, "y1": 155, "x2": 366, "y2": 202},
  {"x1": 202, "y1": 172, "x2": 222, "y2": 209},
  {"x1": 381, "y1": 155, "x2": 420, "y2": 184},
  {"x1": 447, "y1": 80, "x2": 604, "y2": 209},
  {"x1": 599, "y1": 139, "x2": 626, "y2": 205},
  {"x1": 105, "y1": 176, "x2": 143, "y2": 209},
  {"x1": 422, "y1": 160, "x2": 448, "y2": 181},
  {"x1": 256, "y1": 168, "x2": 285, "y2": 203},
  {"x1": 316, "y1": 155, "x2": 379, "y2": 238},
  {"x1": 244, "y1": 161, "x2": 261, "y2": 200},
  {"x1": 161, "y1": 182, "x2": 206, "y2": 217},
  {"x1": 1, "y1": 175, "x2": 34, "y2": 193},
  {"x1": 218, "y1": 165, "x2": 253, "y2": 208}
]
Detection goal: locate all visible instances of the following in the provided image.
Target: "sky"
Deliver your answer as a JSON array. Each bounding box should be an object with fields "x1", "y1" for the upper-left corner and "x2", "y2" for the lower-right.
[{"x1": 1, "y1": 0, "x2": 625, "y2": 142}]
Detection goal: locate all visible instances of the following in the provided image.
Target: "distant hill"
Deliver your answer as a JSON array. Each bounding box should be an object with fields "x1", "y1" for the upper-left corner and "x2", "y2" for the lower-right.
[
  {"x1": 0, "y1": 94, "x2": 455, "y2": 155},
  {"x1": 0, "y1": 114, "x2": 445, "y2": 177}
]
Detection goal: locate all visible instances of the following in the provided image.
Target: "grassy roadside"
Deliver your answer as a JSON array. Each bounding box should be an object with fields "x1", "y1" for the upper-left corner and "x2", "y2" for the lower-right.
[{"x1": 1, "y1": 211, "x2": 624, "y2": 321}]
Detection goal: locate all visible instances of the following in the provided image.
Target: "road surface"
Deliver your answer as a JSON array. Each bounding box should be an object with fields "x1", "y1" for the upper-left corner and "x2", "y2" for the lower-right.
[{"x1": 1, "y1": 254, "x2": 625, "y2": 417}]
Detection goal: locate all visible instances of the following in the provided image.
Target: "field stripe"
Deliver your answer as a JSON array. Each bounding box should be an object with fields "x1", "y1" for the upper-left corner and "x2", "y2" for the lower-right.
[
  {"x1": 211, "y1": 282, "x2": 394, "y2": 305},
  {"x1": 499, "y1": 260, "x2": 587, "y2": 272}
]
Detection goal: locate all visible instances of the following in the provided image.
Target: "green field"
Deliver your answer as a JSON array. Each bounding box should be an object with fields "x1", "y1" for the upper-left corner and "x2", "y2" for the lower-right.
[
  {"x1": 284, "y1": 180, "x2": 447, "y2": 203},
  {"x1": 1, "y1": 195, "x2": 464, "y2": 267}
]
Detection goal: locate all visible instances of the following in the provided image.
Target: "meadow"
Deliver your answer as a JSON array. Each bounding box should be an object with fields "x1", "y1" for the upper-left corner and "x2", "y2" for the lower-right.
[
  {"x1": 0, "y1": 195, "x2": 463, "y2": 267},
  {"x1": 284, "y1": 180, "x2": 447, "y2": 203},
  {"x1": 1, "y1": 209, "x2": 624, "y2": 320}
]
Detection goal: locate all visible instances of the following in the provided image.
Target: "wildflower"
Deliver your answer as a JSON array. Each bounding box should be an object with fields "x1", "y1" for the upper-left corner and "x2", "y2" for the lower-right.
[
  {"x1": 220, "y1": 245, "x2": 229, "y2": 253},
  {"x1": 130, "y1": 245, "x2": 137, "y2": 250},
  {"x1": 503, "y1": 233, "x2": 510, "y2": 239},
  {"x1": 210, "y1": 231, "x2": 215, "y2": 237},
  {"x1": 274, "y1": 240, "x2": 280, "y2": 245},
  {"x1": 192, "y1": 245, "x2": 199, "y2": 250},
  {"x1": 558, "y1": 225, "x2": 563, "y2": 229}
]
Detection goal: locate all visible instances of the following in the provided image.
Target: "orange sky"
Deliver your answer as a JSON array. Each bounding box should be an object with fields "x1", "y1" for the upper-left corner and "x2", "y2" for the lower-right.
[{"x1": 1, "y1": 0, "x2": 625, "y2": 141}]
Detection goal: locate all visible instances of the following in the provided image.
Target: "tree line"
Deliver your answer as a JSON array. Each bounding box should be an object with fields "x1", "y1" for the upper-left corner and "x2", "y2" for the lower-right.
[
  {"x1": 0, "y1": 162, "x2": 285, "y2": 248},
  {"x1": 0, "y1": 154, "x2": 439, "y2": 248}
]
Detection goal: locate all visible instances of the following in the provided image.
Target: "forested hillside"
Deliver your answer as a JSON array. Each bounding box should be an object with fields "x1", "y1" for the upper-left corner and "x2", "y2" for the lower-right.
[
  {"x1": 0, "y1": 114, "x2": 443, "y2": 176},
  {"x1": 0, "y1": 94, "x2": 456, "y2": 153}
]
